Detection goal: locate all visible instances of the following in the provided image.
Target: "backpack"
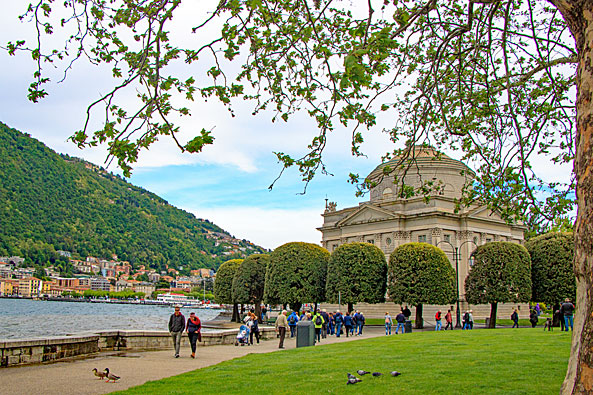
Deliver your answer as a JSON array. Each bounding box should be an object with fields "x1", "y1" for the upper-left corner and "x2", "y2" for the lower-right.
[
  {"x1": 463, "y1": 312, "x2": 470, "y2": 322},
  {"x1": 315, "y1": 315, "x2": 323, "y2": 325},
  {"x1": 435, "y1": 312, "x2": 441, "y2": 320},
  {"x1": 289, "y1": 315, "x2": 296, "y2": 325}
]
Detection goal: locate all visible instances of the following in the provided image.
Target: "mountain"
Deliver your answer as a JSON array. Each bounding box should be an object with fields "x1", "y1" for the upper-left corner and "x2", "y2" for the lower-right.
[{"x1": 0, "y1": 122, "x2": 266, "y2": 273}]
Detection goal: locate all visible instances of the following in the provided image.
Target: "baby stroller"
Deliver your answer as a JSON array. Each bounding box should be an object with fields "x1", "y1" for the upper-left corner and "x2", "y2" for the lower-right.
[{"x1": 235, "y1": 324, "x2": 250, "y2": 346}]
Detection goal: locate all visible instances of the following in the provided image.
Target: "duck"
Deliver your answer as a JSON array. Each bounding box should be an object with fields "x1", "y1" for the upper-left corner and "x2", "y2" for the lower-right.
[
  {"x1": 103, "y1": 368, "x2": 121, "y2": 383},
  {"x1": 92, "y1": 368, "x2": 106, "y2": 380}
]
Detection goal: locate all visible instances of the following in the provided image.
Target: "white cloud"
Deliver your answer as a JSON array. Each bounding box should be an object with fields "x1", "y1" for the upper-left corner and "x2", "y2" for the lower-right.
[{"x1": 188, "y1": 206, "x2": 323, "y2": 250}]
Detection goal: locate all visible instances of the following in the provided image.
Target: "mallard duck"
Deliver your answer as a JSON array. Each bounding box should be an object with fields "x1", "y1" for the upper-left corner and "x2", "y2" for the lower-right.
[
  {"x1": 92, "y1": 368, "x2": 106, "y2": 380},
  {"x1": 103, "y1": 368, "x2": 121, "y2": 383}
]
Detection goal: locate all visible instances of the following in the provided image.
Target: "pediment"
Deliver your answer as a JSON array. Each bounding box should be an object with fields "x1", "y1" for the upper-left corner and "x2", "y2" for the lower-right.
[
  {"x1": 465, "y1": 205, "x2": 504, "y2": 222},
  {"x1": 336, "y1": 204, "x2": 398, "y2": 226}
]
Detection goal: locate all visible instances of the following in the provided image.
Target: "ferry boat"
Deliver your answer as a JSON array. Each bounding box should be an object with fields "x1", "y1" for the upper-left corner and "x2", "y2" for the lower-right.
[{"x1": 156, "y1": 293, "x2": 200, "y2": 306}]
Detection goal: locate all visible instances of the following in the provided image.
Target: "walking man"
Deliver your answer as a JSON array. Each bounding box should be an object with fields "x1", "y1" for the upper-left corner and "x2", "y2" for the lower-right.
[
  {"x1": 511, "y1": 309, "x2": 519, "y2": 328},
  {"x1": 168, "y1": 305, "x2": 185, "y2": 358},
  {"x1": 561, "y1": 298, "x2": 575, "y2": 331},
  {"x1": 435, "y1": 310, "x2": 442, "y2": 331},
  {"x1": 313, "y1": 310, "x2": 325, "y2": 343},
  {"x1": 275, "y1": 310, "x2": 289, "y2": 349},
  {"x1": 444, "y1": 309, "x2": 453, "y2": 330},
  {"x1": 320, "y1": 309, "x2": 329, "y2": 339},
  {"x1": 395, "y1": 310, "x2": 406, "y2": 334}
]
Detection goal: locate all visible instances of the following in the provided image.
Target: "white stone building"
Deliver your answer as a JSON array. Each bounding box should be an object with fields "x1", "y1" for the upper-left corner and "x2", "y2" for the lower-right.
[{"x1": 318, "y1": 146, "x2": 526, "y2": 318}]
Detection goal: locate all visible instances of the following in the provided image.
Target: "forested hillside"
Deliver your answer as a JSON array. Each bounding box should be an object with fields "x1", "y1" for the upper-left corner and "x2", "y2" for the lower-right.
[{"x1": 0, "y1": 122, "x2": 265, "y2": 272}]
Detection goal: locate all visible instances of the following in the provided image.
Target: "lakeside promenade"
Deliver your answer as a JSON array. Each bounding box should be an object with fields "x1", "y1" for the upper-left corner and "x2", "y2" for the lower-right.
[{"x1": 1, "y1": 326, "x2": 387, "y2": 395}]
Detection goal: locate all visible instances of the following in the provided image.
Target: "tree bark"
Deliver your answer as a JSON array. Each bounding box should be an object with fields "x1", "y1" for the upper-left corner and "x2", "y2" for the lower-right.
[
  {"x1": 255, "y1": 301, "x2": 262, "y2": 323},
  {"x1": 290, "y1": 302, "x2": 302, "y2": 313},
  {"x1": 231, "y1": 303, "x2": 240, "y2": 323},
  {"x1": 489, "y1": 302, "x2": 497, "y2": 329},
  {"x1": 415, "y1": 304, "x2": 424, "y2": 329},
  {"x1": 347, "y1": 302, "x2": 354, "y2": 314},
  {"x1": 551, "y1": 1, "x2": 593, "y2": 393}
]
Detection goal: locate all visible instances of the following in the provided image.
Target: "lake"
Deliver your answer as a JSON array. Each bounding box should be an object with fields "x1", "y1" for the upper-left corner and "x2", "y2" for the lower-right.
[{"x1": 0, "y1": 298, "x2": 223, "y2": 340}]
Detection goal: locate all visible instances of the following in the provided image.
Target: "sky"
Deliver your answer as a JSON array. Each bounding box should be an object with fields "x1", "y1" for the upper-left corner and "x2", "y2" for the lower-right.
[
  {"x1": 0, "y1": 2, "x2": 574, "y2": 250},
  {"x1": 0, "y1": 2, "x2": 395, "y2": 250}
]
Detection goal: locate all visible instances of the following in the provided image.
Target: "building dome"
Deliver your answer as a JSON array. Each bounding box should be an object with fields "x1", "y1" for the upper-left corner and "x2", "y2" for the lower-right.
[{"x1": 366, "y1": 146, "x2": 475, "y2": 202}]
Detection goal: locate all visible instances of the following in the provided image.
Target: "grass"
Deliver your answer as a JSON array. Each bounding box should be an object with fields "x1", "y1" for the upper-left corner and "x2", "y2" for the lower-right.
[{"x1": 114, "y1": 329, "x2": 570, "y2": 395}]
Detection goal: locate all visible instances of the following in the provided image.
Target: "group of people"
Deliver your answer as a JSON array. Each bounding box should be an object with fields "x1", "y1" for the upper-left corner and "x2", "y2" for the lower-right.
[
  {"x1": 168, "y1": 305, "x2": 202, "y2": 359},
  {"x1": 274, "y1": 309, "x2": 367, "y2": 349}
]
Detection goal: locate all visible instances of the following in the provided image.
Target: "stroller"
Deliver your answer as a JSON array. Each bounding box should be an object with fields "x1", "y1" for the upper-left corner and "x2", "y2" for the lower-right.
[{"x1": 235, "y1": 324, "x2": 250, "y2": 346}]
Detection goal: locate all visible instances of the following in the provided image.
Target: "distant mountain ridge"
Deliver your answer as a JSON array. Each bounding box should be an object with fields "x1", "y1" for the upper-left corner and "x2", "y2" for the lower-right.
[{"x1": 0, "y1": 122, "x2": 266, "y2": 272}]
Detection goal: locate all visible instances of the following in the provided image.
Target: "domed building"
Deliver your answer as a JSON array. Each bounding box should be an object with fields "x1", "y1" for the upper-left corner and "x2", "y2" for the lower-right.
[{"x1": 318, "y1": 146, "x2": 526, "y2": 319}]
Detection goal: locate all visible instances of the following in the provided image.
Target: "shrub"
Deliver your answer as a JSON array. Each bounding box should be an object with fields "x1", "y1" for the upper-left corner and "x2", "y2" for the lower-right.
[
  {"x1": 264, "y1": 242, "x2": 329, "y2": 311},
  {"x1": 388, "y1": 242, "x2": 456, "y2": 328},
  {"x1": 525, "y1": 232, "x2": 575, "y2": 305},
  {"x1": 326, "y1": 242, "x2": 387, "y2": 312}
]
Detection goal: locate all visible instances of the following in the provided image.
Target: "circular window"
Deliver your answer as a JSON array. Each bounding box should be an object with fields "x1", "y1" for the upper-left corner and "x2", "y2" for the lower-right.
[{"x1": 386, "y1": 237, "x2": 392, "y2": 245}]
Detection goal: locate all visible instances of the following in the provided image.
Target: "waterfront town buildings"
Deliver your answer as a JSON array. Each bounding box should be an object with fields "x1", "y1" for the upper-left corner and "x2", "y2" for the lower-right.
[
  {"x1": 318, "y1": 146, "x2": 526, "y2": 306},
  {"x1": 0, "y1": 254, "x2": 215, "y2": 299}
]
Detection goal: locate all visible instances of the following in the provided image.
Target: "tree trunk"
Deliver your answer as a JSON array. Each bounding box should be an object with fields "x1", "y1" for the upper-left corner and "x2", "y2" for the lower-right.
[
  {"x1": 347, "y1": 302, "x2": 354, "y2": 314},
  {"x1": 552, "y1": 1, "x2": 593, "y2": 393},
  {"x1": 231, "y1": 303, "x2": 240, "y2": 323},
  {"x1": 314, "y1": 302, "x2": 318, "y2": 314},
  {"x1": 290, "y1": 302, "x2": 302, "y2": 313},
  {"x1": 489, "y1": 302, "x2": 497, "y2": 329},
  {"x1": 415, "y1": 304, "x2": 424, "y2": 329},
  {"x1": 255, "y1": 301, "x2": 262, "y2": 323}
]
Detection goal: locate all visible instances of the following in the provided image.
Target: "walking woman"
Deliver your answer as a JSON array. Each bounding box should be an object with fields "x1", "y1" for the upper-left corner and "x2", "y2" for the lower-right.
[
  {"x1": 384, "y1": 312, "x2": 393, "y2": 335},
  {"x1": 186, "y1": 312, "x2": 201, "y2": 359}
]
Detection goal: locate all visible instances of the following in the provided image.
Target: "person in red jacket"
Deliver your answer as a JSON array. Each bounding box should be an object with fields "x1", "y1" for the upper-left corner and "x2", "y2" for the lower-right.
[{"x1": 444, "y1": 309, "x2": 453, "y2": 330}]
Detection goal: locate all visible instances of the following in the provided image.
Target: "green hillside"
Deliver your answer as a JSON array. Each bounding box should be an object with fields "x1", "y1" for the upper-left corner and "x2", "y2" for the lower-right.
[{"x1": 0, "y1": 122, "x2": 266, "y2": 273}]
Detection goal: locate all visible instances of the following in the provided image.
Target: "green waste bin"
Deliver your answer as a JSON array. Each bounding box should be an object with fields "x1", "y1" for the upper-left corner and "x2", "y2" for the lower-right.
[
  {"x1": 404, "y1": 320, "x2": 413, "y2": 333},
  {"x1": 296, "y1": 321, "x2": 315, "y2": 348}
]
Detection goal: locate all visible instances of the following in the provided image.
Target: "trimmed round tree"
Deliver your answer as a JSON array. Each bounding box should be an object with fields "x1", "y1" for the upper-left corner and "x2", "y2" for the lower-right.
[
  {"x1": 326, "y1": 242, "x2": 387, "y2": 313},
  {"x1": 465, "y1": 242, "x2": 531, "y2": 328},
  {"x1": 232, "y1": 254, "x2": 270, "y2": 323},
  {"x1": 525, "y1": 232, "x2": 575, "y2": 305},
  {"x1": 213, "y1": 258, "x2": 243, "y2": 322},
  {"x1": 264, "y1": 242, "x2": 329, "y2": 312},
  {"x1": 388, "y1": 242, "x2": 456, "y2": 329}
]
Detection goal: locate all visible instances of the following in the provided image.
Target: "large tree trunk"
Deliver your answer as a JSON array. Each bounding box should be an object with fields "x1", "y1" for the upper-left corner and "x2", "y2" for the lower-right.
[
  {"x1": 255, "y1": 301, "x2": 262, "y2": 324},
  {"x1": 290, "y1": 302, "x2": 302, "y2": 313},
  {"x1": 553, "y1": 1, "x2": 593, "y2": 393},
  {"x1": 415, "y1": 304, "x2": 424, "y2": 329},
  {"x1": 231, "y1": 303, "x2": 240, "y2": 323},
  {"x1": 489, "y1": 302, "x2": 497, "y2": 329},
  {"x1": 347, "y1": 302, "x2": 354, "y2": 314}
]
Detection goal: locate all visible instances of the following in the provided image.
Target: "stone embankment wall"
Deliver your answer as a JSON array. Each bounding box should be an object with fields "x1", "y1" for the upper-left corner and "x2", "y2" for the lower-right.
[{"x1": 1, "y1": 327, "x2": 276, "y2": 368}]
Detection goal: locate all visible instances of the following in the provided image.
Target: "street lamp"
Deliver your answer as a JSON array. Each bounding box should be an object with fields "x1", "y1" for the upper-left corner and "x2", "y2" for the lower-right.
[{"x1": 435, "y1": 239, "x2": 477, "y2": 328}]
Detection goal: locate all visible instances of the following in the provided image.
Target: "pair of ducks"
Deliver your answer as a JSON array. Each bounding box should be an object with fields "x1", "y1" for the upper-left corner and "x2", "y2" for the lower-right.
[{"x1": 92, "y1": 368, "x2": 120, "y2": 383}]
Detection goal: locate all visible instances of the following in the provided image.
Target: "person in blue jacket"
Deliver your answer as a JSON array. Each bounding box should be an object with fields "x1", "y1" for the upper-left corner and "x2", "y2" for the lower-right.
[
  {"x1": 334, "y1": 310, "x2": 343, "y2": 337},
  {"x1": 288, "y1": 311, "x2": 299, "y2": 337},
  {"x1": 343, "y1": 312, "x2": 354, "y2": 337}
]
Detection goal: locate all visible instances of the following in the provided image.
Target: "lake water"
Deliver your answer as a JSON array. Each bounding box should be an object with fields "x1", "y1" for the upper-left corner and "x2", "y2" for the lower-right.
[{"x1": 0, "y1": 298, "x2": 223, "y2": 340}]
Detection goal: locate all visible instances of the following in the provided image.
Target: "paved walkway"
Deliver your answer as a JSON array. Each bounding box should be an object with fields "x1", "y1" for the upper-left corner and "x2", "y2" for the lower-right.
[{"x1": 0, "y1": 326, "x2": 387, "y2": 395}]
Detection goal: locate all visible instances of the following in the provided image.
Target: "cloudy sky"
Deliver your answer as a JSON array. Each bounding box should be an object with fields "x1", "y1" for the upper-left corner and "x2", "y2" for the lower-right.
[
  {"x1": 0, "y1": 2, "x2": 574, "y2": 250},
  {"x1": 0, "y1": 2, "x2": 398, "y2": 250}
]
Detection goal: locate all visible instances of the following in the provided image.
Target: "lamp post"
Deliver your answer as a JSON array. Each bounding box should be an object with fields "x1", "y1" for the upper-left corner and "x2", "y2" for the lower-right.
[{"x1": 436, "y1": 239, "x2": 477, "y2": 329}]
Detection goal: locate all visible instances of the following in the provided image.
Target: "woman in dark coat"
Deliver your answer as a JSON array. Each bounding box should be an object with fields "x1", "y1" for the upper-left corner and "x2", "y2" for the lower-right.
[{"x1": 186, "y1": 312, "x2": 201, "y2": 358}]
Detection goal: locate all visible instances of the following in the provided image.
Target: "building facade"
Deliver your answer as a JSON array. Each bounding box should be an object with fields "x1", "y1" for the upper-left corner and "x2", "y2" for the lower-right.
[{"x1": 318, "y1": 146, "x2": 525, "y2": 302}]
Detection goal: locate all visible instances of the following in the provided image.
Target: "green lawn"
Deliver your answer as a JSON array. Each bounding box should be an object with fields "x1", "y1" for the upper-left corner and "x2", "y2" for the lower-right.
[{"x1": 114, "y1": 329, "x2": 570, "y2": 395}]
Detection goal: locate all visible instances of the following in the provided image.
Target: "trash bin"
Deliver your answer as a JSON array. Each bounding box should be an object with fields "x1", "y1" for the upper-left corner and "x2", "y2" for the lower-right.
[
  {"x1": 296, "y1": 320, "x2": 315, "y2": 348},
  {"x1": 404, "y1": 320, "x2": 413, "y2": 334}
]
